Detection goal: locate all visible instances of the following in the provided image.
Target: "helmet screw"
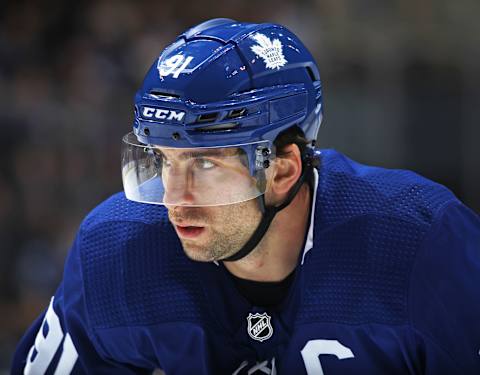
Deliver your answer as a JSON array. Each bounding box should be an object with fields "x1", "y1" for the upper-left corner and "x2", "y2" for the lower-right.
[
  {"x1": 144, "y1": 128, "x2": 150, "y2": 136},
  {"x1": 262, "y1": 148, "x2": 270, "y2": 157},
  {"x1": 263, "y1": 160, "x2": 270, "y2": 169},
  {"x1": 172, "y1": 132, "x2": 180, "y2": 140}
]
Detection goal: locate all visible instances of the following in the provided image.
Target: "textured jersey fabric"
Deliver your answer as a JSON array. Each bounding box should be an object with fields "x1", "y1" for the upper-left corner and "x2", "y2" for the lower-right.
[{"x1": 12, "y1": 149, "x2": 480, "y2": 374}]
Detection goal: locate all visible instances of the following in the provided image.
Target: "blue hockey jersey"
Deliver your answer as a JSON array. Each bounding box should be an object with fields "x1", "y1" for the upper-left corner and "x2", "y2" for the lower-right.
[{"x1": 12, "y1": 150, "x2": 480, "y2": 374}]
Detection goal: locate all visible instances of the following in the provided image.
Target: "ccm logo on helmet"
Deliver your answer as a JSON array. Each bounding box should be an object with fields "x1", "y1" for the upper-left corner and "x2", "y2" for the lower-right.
[{"x1": 141, "y1": 106, "x2": 185, "y2": 122}]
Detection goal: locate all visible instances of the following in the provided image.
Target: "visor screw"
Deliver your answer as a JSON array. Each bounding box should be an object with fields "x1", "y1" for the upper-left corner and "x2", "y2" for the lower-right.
[
  {"x1": 263, "y1": 160, "x2": 270, "y2": 169},
  {"x1": 262, "y1": 148, "x2": 270, "y2": 157},
  {"x1": 144, "y1": 128, "x2": 150, "y2": 136},
  {"x1": 172, "y1": 132, "x2": 180, "y2": 140}
]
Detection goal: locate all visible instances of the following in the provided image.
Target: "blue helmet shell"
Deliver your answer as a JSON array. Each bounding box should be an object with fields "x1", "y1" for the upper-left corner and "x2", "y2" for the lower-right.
[{"x1": 133, "y1": 18, "x2": 322, "y2": 149}]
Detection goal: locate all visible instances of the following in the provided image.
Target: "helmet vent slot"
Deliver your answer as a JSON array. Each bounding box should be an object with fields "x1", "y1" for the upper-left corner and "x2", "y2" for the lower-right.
[
  {"x1": 195, "y1": 122, "x2": 238, "y2": 132},
  {"x1": 197, "y1": 112, "x2": 218, "y2": 123},
  {"x1": 306, "y1": 66, "x2": 317, "y2": 82},
  {"x1": 149, "y1": 90, "x2": 180, "y2": 99},
  {"x1": 227, "y1": 108, "x2": 247, "y2": 119}
]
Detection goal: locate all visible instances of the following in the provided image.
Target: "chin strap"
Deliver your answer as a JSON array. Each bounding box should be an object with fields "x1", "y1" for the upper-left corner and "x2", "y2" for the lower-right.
[{"x1": 222, "y1": 149, "x2": 319, "y2": 262}]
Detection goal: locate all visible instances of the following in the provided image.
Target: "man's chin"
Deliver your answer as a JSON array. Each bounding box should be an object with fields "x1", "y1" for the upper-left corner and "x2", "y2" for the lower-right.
[{"x1": 180, "y1": 241, "x2": 215, "y2": 262}]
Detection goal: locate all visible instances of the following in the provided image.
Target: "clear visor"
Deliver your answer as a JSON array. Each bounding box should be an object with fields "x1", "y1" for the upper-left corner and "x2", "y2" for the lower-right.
[{"x1": 121, "y1": 132, "x2": 271, "y2": 206}]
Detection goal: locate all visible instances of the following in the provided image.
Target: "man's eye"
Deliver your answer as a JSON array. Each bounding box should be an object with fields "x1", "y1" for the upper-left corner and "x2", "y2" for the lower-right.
[
  {"x1": 155, "y1": 154, "x2": 171, "y2": 168},
  {"x1": 195, "y1": 158, "x2": 216, "y2": 170}
]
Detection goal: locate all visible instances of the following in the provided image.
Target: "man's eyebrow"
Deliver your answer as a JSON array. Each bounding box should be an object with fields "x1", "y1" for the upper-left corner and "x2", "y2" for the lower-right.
[
  {"x1": 179, "y1": 149, "x2": 226, "y2": 159},
  {"x1": 160, "y1": 148, "x2": 240, "y2": 160}
]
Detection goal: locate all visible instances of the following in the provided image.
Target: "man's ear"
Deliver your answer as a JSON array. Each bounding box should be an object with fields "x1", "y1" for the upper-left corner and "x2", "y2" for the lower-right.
[{"x1": 268, "y1": 144, "x2": 302, "y2": 203}]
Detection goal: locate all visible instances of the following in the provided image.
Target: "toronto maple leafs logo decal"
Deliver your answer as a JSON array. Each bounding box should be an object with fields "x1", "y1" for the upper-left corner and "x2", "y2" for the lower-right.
[{"x1": 250, "y1": 33, "x2": 287, "y2": 70}]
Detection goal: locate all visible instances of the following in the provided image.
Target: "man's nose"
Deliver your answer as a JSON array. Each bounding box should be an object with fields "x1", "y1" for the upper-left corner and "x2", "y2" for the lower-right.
[{"x1": 163, "y1": 167, "x2": 195, "y2": 205}]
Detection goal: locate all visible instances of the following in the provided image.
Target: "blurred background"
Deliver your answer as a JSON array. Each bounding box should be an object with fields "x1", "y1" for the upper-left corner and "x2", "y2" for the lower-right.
[{"x1": 1, "y1": 0, "x2": 479, "y2": 369}]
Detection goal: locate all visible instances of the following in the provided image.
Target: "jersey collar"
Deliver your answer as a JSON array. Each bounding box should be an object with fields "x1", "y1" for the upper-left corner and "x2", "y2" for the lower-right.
[{"x1": 300, "y1": 167, "x2": 319, "y2": 265}]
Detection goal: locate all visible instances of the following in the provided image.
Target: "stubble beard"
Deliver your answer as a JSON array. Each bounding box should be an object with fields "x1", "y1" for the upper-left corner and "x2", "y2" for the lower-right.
[{"x1": 168, "y1": 200, "x2": 262, "y2": 262}]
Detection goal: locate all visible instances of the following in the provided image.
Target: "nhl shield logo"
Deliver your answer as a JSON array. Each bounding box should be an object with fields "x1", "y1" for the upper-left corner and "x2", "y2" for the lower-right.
[{"x1": 247, "y1": 312, "x2": 273, "y2": 342}]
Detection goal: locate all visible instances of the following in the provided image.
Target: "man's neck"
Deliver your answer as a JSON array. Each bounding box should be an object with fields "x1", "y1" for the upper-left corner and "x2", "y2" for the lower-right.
[{"x1": 223, "y1": 183, "x2": 312, "y2": 282}]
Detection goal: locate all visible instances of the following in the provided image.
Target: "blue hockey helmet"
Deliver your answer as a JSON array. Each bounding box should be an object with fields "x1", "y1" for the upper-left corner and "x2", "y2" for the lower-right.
[{"x1": 122, "y1": 18, "x2": 322, "y2": 207}]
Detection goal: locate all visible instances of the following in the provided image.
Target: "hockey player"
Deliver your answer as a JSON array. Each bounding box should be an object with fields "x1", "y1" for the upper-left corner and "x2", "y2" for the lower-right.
[{"x1": 12, "y1": 18, "x2": 480, "y2": 374}]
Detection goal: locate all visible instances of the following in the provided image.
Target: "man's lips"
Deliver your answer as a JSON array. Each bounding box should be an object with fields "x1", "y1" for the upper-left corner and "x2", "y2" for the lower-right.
[{"x1": 175, "y1": 224, "x2": 205, "y2": 239}]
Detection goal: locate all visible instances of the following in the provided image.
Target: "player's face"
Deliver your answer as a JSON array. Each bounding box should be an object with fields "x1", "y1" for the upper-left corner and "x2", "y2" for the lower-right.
[{"x1": 162, "y1": 147, "x2": 263, "y2": 261}]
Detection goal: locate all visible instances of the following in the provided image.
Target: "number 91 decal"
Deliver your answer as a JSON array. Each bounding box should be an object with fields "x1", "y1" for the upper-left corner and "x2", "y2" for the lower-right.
[{"x1": 157, "y1": 54, "x2": 194, "y2": 79}]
